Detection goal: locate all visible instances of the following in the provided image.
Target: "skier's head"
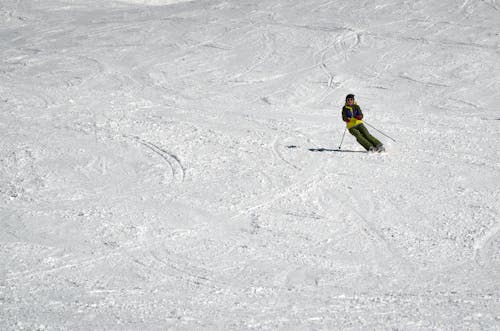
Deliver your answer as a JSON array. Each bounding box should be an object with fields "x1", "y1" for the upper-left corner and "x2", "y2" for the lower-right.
[{"x1": 345, "y1": 94, "x2": 355, "y2": 105}]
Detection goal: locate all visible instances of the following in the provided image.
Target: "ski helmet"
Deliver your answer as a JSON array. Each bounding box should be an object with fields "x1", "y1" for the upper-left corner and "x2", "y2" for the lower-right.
[{"x1": 345, "y1": 94, "x2": 355, "y2": 101}]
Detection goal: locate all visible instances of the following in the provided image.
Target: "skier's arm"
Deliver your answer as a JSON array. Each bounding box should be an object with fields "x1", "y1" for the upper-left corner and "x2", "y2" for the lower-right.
[
  {"x1": 355, "y1": 105, "x2": 363, "y2": 120},
  {"x1": 342, "y1": 107, "x2": 350, "y2": 122}
]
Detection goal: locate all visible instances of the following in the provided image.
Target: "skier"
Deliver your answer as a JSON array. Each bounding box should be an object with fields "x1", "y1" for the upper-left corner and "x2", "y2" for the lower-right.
[{"x1": 342, "y1": 94, "x2": 385, "y2": 152}]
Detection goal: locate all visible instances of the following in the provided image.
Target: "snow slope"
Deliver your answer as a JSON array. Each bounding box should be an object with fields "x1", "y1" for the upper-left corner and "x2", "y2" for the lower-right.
[{"x1": 1, "y1": 0, "x2": 499, "y2": 329}]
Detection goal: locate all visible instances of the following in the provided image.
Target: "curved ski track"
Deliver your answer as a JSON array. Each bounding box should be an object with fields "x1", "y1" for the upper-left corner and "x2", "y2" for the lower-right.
[
  {"x1": 132, "y1": 136, "x2": 186, "y2": 184},
  {"x1": 473, "y1": 222, "x2": 500, "y2": 267}
]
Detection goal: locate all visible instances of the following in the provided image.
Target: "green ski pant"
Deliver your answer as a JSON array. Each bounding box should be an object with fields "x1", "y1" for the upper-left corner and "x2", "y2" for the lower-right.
[{"x1": 348, "y1": 123, "x2": 382, "y2": 151}]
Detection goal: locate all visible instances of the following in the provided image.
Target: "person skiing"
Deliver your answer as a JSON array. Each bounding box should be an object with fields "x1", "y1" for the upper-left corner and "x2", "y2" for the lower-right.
[{"x1": 341, "y1": 94, "x2": 385, "y2": 152}]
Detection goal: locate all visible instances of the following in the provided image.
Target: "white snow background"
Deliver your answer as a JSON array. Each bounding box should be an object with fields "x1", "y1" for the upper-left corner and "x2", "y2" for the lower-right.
[{"x1": 1, "y1": 0, "x2": 499, "y2": 329}]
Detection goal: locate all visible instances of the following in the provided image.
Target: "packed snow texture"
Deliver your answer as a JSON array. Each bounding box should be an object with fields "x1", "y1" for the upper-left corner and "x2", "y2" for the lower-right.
[{"x1": 1, "y1": 0, "x2": 499, "y2": 329}]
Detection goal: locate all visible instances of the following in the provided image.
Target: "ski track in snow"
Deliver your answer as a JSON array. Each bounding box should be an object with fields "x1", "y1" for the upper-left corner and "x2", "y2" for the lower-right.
[
  {"x1": 1, "y1": 0, "x2": 500, "y2": 329},
  {"x1": 133, "y1": 136, "x2": 186, "y2": 183},
  {"x1": 474, "y1": 222, "x2": 500, "y2": 267}
]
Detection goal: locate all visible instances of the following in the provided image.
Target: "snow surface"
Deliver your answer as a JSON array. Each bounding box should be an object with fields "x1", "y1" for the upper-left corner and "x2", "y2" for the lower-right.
[{"x1": 1, "y1": 0, "x2": 499, "y2": 329}]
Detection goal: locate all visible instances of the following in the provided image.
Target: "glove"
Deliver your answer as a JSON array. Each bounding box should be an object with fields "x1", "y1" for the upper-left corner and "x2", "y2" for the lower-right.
[
  {"x1": 355, "y1": 115, "x2": 362, "y2": 120},
  {"x1": 345, "y1": 117, "x2": 351, "y2": 122}
]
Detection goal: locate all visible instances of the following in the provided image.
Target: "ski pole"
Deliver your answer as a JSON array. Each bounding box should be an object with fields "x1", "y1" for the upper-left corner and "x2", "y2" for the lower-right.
[
  {"x1": 364, "y1": 121, "x2": 397, "y2": 142},
  {"x1": 338, "y1": 127, "x2": 347, "y2": 149}
]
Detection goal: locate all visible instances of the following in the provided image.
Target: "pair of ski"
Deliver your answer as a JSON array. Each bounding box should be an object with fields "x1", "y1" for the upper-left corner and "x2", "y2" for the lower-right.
[{"x1": 287, "y1": 146, "x2": 386, "y2": 154}]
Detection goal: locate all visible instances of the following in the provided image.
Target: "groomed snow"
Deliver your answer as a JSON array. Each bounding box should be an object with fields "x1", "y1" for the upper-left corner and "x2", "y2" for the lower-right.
[
  {"x1": 115, "y1": 0, "x2": 194, "y2": 6},
  {"x1": 1, "y1": 0, "x2": 499, "y2": 329}
]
